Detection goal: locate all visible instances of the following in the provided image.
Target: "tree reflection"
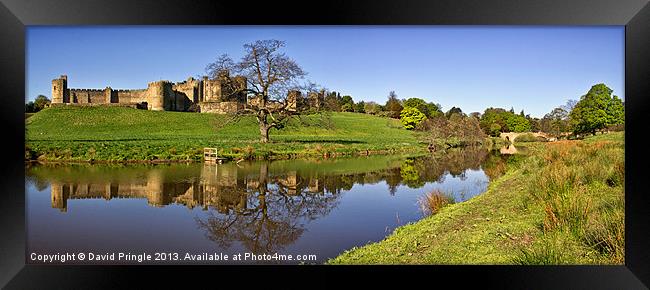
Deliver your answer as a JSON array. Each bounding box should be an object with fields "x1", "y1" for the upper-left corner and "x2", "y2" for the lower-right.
[
  {"x1": 195, "y1": 148, "x2": 510, "y2": 254},
  {"x1": 196, "y1": 163, "x2": 342, "y2": 254},
  {"x1": 27, "y1": 148, "x2": 510, "y2": 254},
  {"x1": 397, "y1": 146, "x2": 504, "y2": 189}
]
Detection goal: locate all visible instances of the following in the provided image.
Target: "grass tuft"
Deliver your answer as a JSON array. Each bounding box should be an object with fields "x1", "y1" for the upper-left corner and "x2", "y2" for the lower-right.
[{"x1": 417, "y1": 190, "x2": 455, "y2": 216}]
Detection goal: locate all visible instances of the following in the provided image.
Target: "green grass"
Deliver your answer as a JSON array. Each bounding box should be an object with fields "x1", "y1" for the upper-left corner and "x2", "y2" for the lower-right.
[
  {"x1": 328, "y1": 132, "x2": 624, "y2": 264},
  {"x1": 25, "y1": 106, "x2": 427, "y2": 162}
]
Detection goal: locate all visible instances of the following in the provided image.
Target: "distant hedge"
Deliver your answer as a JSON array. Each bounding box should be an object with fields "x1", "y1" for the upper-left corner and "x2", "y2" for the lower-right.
[{"x1": 514, "y1": 133, "x2": 547, "y2": 142}]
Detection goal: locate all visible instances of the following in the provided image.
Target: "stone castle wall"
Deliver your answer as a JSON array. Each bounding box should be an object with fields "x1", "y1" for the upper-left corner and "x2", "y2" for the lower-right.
[
  {"x1": 200, "y1": 101, "x2": 242, "y2": 114},
  {"x1": 111, "y1": 89, "x2": 148, "y2": 104},
  {"x1": 50, "y1": 74, "x2": 325, "y2": 114},
  {"x1": 68, "y1": 89, "x2": 105, "y2": 104}
]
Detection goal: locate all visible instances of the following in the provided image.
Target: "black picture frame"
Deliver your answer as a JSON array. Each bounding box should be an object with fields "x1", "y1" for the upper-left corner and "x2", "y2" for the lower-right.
[{"x1": 1, "y1": 0, "x2": 649, "y2": 288}]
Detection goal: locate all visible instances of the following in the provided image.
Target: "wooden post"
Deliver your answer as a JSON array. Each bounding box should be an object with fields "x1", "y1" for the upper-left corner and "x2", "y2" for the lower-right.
[{"x1": 204, "y1": 148, "x2": 218, "y2": 163}]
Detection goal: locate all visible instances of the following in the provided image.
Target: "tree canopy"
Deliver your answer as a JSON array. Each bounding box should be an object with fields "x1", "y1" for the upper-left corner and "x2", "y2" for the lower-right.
[
  {"x1": 479, "y1": 107, "x2": 531, "y2": 136},
  {"x1": 445, "y1": 107, "x2": 464, "y2": 118},
  {"x1": 569, "y1": 83, "x2": 624, "y2": 135},
  {"x1": 403, "y1": 97, "x2": 442, "y2": 118}
]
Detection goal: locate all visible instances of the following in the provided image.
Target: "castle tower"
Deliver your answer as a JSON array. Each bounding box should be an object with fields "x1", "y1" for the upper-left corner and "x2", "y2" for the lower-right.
[
  {"x1": 202, "y1": 78, "x2": 222, "y2": 102},
  {"x1": 307, "y1": 90, "x2": 324, "y2": 110},
  {"x1": 146, "y1": 170, "x2": 165, "y2": 207},
  {"x1": 287, "y1": 90, "x2": 301, "y2": 111},
  {"x1": 50, "y1": 182, "x2": 69, "y2": 212},
  {"x1": 146, "y1": 81, "x2": 172, "y2": 111},
  {"x1": 104, "y1": 87, "x2": 113, "y2": 103},
  {"x1": 51, "y1": 75, "x2": 68, "y2": 103}
]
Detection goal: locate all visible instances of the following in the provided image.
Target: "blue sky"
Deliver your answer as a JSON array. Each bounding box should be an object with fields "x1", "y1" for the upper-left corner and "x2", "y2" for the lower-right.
[{"x1": 26, "y1": 26, "x2": 624, "y2": 118}]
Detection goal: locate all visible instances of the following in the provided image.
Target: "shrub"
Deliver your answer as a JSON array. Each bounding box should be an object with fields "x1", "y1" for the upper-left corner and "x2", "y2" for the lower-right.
[
  {"x1": 400, "y1": 107, "x2": 426, "y2": 130},
  {"x1": 513, "y1": 133, "x2": 541, "y2": 142}
]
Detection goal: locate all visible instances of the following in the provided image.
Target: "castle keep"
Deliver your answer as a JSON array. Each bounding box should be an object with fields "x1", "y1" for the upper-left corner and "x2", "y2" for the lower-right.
[
  {"x1": 51, "y1": 72, "x2": 249, "y2": 113},
  {"x1": 51, "y1": 74, "x2": 325, "y2": 113}
]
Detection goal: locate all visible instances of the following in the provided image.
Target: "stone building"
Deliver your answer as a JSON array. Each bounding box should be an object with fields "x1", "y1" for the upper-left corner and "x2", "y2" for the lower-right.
[
  {"x1": 307, "y1": 90, "x2": 326, "y2": 110},
  {"x1": 51, "y1": 72, "x2": 248, "y2": 114},
  {"x1": 50, "y1": 73, "x2": 325, "y2": 113}
]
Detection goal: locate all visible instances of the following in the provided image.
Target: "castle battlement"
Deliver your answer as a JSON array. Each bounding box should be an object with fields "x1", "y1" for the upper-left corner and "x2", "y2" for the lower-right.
[
  {"x1": 69, "y1": 88, "x2": 105, "y2": 92},
  {"x1": 51, "y1": 74, "x2": 320, "y2": 114},
  {"x1": 147, "y1": 80, "x2": 172, "y2": 85},
  {"x1": 52, "y1": 74, "x2": 249, "y2": 113},
  {"x1": 114, "y1": 89, "x2": 146, "y2": 92}
]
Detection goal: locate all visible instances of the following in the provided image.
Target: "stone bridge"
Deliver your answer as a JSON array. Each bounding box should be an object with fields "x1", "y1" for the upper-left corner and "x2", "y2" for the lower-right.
[{"x1": 500, "y1": 132, "x2": 550, "y2": 142}]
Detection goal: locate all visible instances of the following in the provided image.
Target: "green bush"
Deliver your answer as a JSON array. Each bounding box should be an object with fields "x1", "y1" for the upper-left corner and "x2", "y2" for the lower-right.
[
  {"x1": 400, "y1": 107, "x2": 427, "y2": 130},
  {"x1": 514, "y1": 133, "x2": 545, "y2": 142}
]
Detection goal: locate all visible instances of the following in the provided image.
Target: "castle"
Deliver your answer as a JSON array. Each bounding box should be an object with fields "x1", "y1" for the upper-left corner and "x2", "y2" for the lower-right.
[{"x1": 51, "y1": 73, "x2": 325, "y2": 113}]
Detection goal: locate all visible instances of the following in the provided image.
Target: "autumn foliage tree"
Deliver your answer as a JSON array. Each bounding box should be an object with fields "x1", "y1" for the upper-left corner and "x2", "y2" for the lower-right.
[{"x1": 419, "y1": 113, "x2": 485, "y2": 149}]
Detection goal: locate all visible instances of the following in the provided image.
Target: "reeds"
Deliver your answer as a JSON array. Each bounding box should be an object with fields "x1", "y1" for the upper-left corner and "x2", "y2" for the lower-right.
[
  {"x1": 515, "y1": 139, "x2": 624, "y2": 264},
  {"x1": 418, "y1": 189, "x2": 455, "y2": 216}
]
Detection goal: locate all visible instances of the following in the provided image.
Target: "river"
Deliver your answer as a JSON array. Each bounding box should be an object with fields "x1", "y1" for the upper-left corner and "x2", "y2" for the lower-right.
[{"x1": 25, "y1": 147, "x2": 513, "y2": 264}]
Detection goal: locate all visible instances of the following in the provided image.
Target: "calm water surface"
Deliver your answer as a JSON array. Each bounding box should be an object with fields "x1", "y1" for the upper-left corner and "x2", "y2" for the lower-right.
[{"x1": 26, "y1": 147, "x2": 512, "y2": 264}]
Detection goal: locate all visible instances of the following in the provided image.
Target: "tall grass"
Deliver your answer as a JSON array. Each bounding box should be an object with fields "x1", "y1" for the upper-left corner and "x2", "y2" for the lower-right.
[
  {"x1": 515, "y1": 138, "x2": 624, "y2": 264},
  {"x1": 418, "y1": 189, "x2": 455, "y2": 216}
]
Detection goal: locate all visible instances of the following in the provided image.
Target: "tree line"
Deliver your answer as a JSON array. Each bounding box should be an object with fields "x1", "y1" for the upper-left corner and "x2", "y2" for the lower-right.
[{"x1": 315, "y1": 83, "x2": 624, "y2": 138}]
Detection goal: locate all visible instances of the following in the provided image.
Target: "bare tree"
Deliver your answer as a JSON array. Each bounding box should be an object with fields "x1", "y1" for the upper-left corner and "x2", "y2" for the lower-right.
[{"x1": 206, "y1": 40, "x2": 308, "y2": 143}]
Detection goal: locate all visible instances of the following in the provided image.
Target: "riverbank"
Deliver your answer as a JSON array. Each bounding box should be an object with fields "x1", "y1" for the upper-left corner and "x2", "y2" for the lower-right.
[
  {"x1": 26, "y1": 106, "x2": 431, "y2": 163},
  {"x1": 329, "y1": 132, "x2": 624, "y2": 264}
]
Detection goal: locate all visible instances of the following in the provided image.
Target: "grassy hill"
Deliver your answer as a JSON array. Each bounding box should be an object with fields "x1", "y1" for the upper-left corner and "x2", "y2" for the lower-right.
[{"x1": 26, "y1": 106, "x2": 426, "y2": 162}]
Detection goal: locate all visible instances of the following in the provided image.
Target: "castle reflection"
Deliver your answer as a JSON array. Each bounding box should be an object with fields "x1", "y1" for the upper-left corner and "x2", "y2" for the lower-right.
[
  {"x1": 29, "y1": 149, "x2": 511, "y2": 256},
  {"x1": 47, "y1": 162, "x2": 337, "y2": 213},
  {"x1": 36, "y1": 147, "x2": 511, "y2": 213}
]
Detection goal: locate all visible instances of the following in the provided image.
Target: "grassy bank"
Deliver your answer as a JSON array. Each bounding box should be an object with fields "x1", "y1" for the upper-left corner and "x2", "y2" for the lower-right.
[
  {"x1": 329, "y1": 132, "x2": 624, "y2": 264},
  {"x1": 26, "y1": 106, "x2": 428, "y2": 162}
]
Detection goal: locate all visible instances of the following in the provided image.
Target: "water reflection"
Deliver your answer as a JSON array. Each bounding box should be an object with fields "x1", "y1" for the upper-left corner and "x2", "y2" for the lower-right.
[
  {"x1": 27, "y1": 148, "x2": 513, "y2": 261},
  {"x1": 500, "y1": 144, "x2": 529, "y2": 155},
  {"x1": 196, "y1": 163, "x2": 343, "y2": 254}
]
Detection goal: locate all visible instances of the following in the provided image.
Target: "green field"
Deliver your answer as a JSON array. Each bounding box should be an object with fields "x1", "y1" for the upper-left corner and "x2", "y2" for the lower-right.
[
  {"x1": 25, "y1": 106, "x2": 427, "y2": 162},
  {"x1": 329, "y1": 132, "x2": 624, "y2": 265}
]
